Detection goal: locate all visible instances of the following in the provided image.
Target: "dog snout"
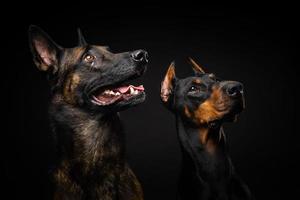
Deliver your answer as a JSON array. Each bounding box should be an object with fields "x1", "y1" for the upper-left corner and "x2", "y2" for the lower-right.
[
  {"x1": 131, "y1": 50, "x2": 149, "y2": 64},
  {"x1": 223, "y1": 81, "x2": 244, "y2": 97}
]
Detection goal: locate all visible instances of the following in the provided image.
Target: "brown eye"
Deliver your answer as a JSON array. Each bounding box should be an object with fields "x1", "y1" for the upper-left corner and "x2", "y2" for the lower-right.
[
  {"x1": 189, "y1": 84, "x2": 207, "y2": 94},
  {"x1": 189, "y1": 85, "x2": 200, "y2": 92},
  {"x1": 84, "y1": 54, "x2": 95, "y2": 63}
]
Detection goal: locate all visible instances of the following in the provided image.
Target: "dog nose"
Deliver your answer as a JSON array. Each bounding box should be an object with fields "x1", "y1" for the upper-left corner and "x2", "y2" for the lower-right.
[
  {"x1": 131, "y1": 50, "x2": 149, "y2": 63},
  {"x1": 225, "y1": 82, "x2": 244, "y2": 97}
]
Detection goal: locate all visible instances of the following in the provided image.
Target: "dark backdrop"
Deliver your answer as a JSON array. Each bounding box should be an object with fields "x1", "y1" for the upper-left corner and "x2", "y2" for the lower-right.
[{"x1": 2, "y1": 4, "x2": 298, "y2": 200}]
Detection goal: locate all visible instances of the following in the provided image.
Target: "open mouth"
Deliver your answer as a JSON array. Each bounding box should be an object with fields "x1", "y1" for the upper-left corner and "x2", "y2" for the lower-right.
[{"x1": 91, "y1": 84, "x2": 145, "y2": 106}]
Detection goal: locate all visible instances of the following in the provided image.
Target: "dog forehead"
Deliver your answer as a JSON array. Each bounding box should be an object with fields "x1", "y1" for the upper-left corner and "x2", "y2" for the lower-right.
[
  {"x1": 88, "y1": 45, "x2": 115, "y2": 59},
  {"x1": 61, "y1": 47, "x2": 86, "y2": 66},
  {"x1": 197, "y1": 74, "x2": 217, "y2": 84},
  {"x1": 175, "y1": 77, "x2": 195, "y2": 91},
  {"x1": 65, "y1": 46, "x2": 85, "y2": 57},
  {"x1": 91, "y1": 45, "x2": 111, "y2": 54},
  {"x1": 176, "y1": 74, "x2": 216, "y2": 92},
  {"x1": 179, "y1": 76, "x2": 203, "y2": 85}
]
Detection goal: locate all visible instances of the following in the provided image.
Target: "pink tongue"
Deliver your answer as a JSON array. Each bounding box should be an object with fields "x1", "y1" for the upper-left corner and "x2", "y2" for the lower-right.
[{"x1": 116, "y1": 85, "x2": 144, "y2": 94}]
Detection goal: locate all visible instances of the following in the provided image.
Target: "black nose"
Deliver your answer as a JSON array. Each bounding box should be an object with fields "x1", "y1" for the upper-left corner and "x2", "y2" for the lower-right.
[
  {"x1": 131, "y1": 50, "x2": 149, "y2": 63},
  {"x1": 226, "y1": 82, "x2": 244, "y2": 97}
]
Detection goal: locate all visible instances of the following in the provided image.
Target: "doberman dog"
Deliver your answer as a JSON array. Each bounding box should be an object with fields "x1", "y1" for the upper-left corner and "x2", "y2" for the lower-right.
[
  {"x1": 28, "y1": 25, "x2": 148, "y2": 200},
  {"x1": 160, "y1": 59, "x2": 254, "y2": 200}
]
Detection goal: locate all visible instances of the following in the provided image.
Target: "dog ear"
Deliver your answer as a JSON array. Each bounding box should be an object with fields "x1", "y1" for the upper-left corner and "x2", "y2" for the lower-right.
[
  {"x1": 28, "y1": 25, "x2": 62, "y2": 72},
  {"x1": 161, "y1": 62, "x2": 176, "y2": 109},
  {"x1": 188, "y1": 57, "x2": 205, "y2": 75},
  {"x1": 77, "y1": 28, "x2": 88, "y2": 46}
]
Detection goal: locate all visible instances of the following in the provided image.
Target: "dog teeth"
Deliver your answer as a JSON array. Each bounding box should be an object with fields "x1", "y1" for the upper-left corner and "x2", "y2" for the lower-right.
[
  {"x1": 104, "y1": 87, "x2": 141, "y2": 96},
  {"x1": 128, "y1": 86, "x2": 140, "y2": 95},
  {"x1": 130, "y1": 87, "x2": 134, "y2": 94},
  {"x1": 104, "y1": 90, "x2": 121, "y2": 96}
]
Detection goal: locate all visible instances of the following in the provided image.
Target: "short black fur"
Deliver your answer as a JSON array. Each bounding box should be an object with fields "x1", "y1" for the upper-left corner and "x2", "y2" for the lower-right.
[{"x1": 161, "y1": 61, "x2": 254, "y2": 200}]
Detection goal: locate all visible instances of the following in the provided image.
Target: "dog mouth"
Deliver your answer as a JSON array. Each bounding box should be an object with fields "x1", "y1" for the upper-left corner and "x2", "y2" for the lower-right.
[
  {"x1": 223, "y1": 98, "x2": 245, "y2": 122},
  {"x1": 91, "y1": 84, "x2": 145, "y2": 106}
]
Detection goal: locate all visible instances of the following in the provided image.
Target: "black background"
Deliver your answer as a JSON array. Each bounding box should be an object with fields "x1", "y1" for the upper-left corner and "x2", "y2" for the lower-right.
[{"x1": 2, "y1": 4, "x2": 298, "y2": 200}]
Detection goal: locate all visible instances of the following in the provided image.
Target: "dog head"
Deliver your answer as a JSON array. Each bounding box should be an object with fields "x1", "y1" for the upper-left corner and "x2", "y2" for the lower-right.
[
  {"x1": 29, "y1": 25, "x2": 148, "y2": 113},
  {"x1": 160, "y1": 58, "x2": 245, "y2": 127}
]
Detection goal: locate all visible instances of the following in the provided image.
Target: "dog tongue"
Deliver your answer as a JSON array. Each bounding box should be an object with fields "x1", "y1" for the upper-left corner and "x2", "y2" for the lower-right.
[{"x1": 116, "y1": 85, "x2": 144, "y2": 94}]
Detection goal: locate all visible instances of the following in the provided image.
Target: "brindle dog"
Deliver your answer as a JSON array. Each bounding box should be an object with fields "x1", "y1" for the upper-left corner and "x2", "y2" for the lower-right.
[
  {"x1": 160, "y1": 59, "x2": 254, "y2": 200},
  {"x1": 28, "y1": 25, "x2": 148, "y2": 200}
]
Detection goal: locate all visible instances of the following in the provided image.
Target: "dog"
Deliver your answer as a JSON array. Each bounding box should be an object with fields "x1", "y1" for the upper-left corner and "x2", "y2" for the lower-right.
[
  {"x1": 28, "y1": 25, "x2": 148, "y2": 200},
  {"x1": 160, "y1": 59, "x2": 254, "y2": 200}
]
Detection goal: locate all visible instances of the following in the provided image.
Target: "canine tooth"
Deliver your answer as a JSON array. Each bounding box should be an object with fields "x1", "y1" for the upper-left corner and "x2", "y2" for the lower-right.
[
  {"x1": 133, "y1": 90, "x2": 138, "y2": 95},
  {"x1": 116, "y1": 92, "x2": 120, "y2": 95},
  {"x1": 130, "y1": 87, "x2": 134, "y2": 94}
]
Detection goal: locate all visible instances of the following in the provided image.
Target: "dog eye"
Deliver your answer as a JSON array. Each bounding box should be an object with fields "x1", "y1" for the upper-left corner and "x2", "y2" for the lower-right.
[
  {"x1": 84, "y1": 54, "x2": 95, "y2": 63},
  {"x1": 189, "y1": 84, "x2": 207, "y2": 94},
  {"x1": 189, "y1": 85, "x2": 200, "y2": 92}
]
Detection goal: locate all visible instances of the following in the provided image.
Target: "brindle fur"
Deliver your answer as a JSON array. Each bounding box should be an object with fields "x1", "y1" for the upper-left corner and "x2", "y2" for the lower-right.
[{"x1": 29, "y1": 25, "x2": 147, "y2": 200}]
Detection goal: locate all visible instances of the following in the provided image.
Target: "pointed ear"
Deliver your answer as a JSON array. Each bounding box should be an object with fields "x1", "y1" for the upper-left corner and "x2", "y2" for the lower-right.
[
  {"x1": 161, "y1": 62, "x2": 176, "y2": 107},
  {"x1": 188, "y1": 57, "x2": 205, "y2": 75},
  {"x1": 77, "y1": 28, "x2": 87, "y2": 46},
  {"x1": 28, "y1": 25, "x2": 62, "y2": 72}
]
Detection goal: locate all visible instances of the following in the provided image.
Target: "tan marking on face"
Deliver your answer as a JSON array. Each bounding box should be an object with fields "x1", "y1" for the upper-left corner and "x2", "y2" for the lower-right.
[
  {"x1": 63, "y1": 73, "x2": 81, "y2": 104},
  {"x1": 193, "y1": 79, "x2": 201, "y2": 84},
  {"x1": 193, "y1": 86, "x2": 229, "y2": 124}
]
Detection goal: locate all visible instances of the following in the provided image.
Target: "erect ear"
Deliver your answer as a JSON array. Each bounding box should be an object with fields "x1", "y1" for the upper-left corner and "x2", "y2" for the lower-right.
[
  {"x1": 161, "y1": 62, "x2": 176, "y2": 107},
  {"x1": 77, "y1": 28, "x2": 88, "y2": 46},
  {"x1": 28, "y1": 25, "x2": 62, "y2": 72},
  {"x1": 188, "y1": 57, "x2": 205, "y2": 75}
]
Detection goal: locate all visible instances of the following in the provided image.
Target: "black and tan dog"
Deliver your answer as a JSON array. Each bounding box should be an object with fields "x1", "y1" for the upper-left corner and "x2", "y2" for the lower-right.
[
  {"x1": 160, "y1": 59, "x2": 253, "y2": 200},
  {"x1": 29, "y1": 25, "x2": 148, "y2": 200}
]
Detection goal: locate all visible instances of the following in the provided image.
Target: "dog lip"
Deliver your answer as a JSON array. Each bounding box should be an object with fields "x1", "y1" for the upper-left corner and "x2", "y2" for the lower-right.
[
  {"x1": 87, "y1": 69, "x2": 145, "y2": 98},
  {"x1": 91, "y1": 95, "x2": 123, "y2": 106},
  {"x1": 91, "y1": 90, "x2": 145, "y2": 106},
  {"x1": 86, "y1": 64, "x2": 147, "y2": 106},
  {"x1": 90, "y1": 84, "x2": 145, "y2": 106},
  {"x1": 116, "y1": 85, "x2": 144, "y2": 93}
]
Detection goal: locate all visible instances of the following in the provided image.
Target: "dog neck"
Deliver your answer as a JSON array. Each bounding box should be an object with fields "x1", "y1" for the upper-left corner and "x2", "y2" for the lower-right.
[
  {"x1": 176, "y1": 115, "x2": 233, "y2": 183},
  {"x1": 50, "y1": 95, "x2": 125, "y2": 173}
]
